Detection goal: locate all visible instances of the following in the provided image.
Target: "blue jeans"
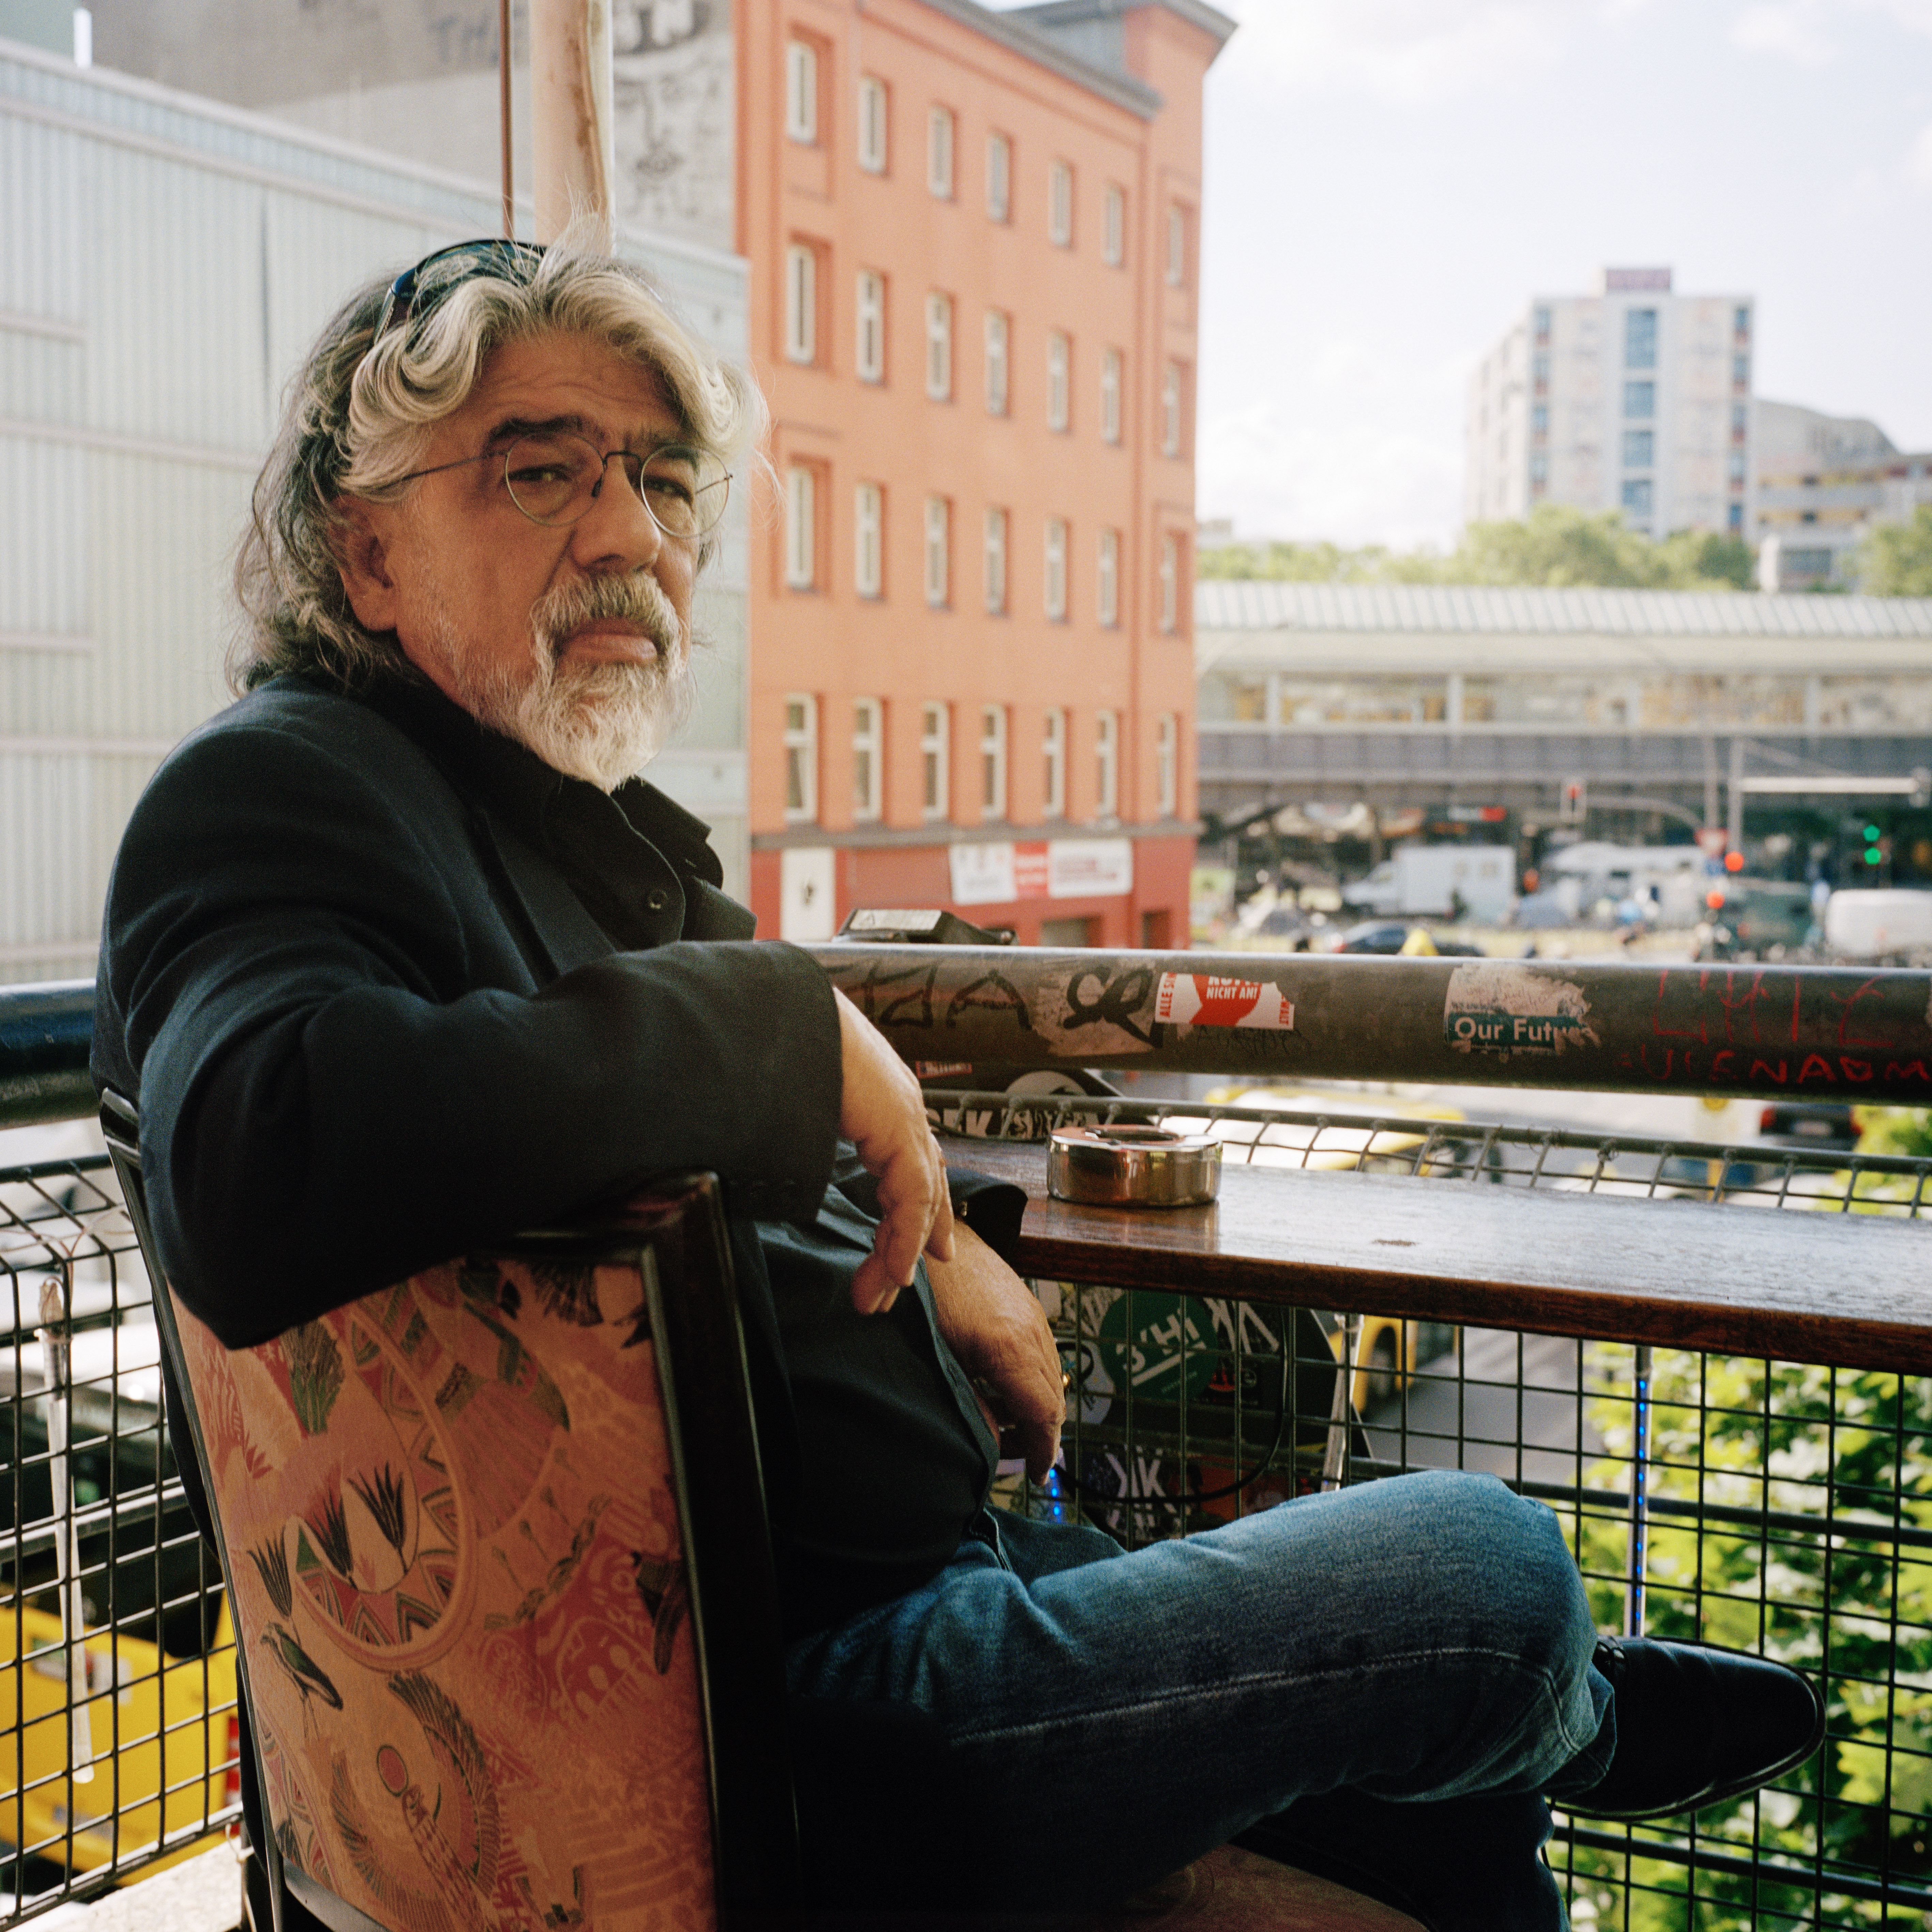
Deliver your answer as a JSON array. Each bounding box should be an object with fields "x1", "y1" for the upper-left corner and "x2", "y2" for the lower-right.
[{"x1": 786, "y1": 1470, "x2": 1615, "y2": 1930}]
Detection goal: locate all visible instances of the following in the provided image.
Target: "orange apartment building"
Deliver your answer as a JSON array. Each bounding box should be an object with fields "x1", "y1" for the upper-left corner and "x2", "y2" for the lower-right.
[{"x1": 739, "y1": 0, "x2": 1234, "y2": 944}]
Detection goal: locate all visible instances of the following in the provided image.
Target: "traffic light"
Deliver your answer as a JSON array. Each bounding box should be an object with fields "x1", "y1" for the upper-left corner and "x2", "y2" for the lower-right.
[{"x1": 1864, "y1": 822, "x2": 1884, "y2": 866}]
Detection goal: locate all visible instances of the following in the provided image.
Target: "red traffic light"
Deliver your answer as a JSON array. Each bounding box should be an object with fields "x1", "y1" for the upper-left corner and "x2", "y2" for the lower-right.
[{"x1": 1723, "y1": 850, "x2": 1745, "y2": 872}]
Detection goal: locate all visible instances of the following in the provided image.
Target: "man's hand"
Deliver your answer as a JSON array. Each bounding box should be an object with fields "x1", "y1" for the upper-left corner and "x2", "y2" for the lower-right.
[
  {"x1": 837, "y1": 986, "x2": 954, "y2": 1315},
  {"x1": 926, "y1": 1225, "x2": 1064, "y2": 1481}
]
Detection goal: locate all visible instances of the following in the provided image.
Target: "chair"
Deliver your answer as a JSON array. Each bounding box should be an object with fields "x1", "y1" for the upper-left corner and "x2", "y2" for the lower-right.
[{"x1": 100, "y1": 1090, "x2": 798, "y2": 1932}]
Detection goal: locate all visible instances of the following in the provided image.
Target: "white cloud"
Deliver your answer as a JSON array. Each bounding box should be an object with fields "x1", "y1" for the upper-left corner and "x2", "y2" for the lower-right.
[
  {"x1": 1909, "y1": 122, "x2": 1932, "y2": 191},
  {"x1": 1730, "y1": 1, "x2": 1840, "y2": 62},
  {"x1": 1220, "y1": 0, "x2": 1610, "y2": 104}
]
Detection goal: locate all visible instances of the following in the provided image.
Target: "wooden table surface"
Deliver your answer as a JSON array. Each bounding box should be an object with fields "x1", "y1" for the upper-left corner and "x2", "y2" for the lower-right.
[{"x1": 950, "y1": 1139, "x2": 1932, "y2": 1375}]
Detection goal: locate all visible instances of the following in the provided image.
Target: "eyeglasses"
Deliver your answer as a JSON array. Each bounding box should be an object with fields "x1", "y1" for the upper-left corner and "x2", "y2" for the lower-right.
[
  {"x1": 368, "y1": 239, "x2": 547, "y2": 352},
  {"x1": 393, "y1": 429, "x2": 732, "y2": 540}
]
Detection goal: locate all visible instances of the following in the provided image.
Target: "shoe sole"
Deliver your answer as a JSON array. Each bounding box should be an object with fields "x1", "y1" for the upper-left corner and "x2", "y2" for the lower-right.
[{"x1": 1557, "y1": 1641, "x2": 1827, "y2": 1825}]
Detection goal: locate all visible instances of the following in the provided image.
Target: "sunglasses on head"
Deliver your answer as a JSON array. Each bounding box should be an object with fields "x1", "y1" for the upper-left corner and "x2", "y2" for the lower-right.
[{"x1": 368, "y1": 239, "x2": 549, "y2": 351}]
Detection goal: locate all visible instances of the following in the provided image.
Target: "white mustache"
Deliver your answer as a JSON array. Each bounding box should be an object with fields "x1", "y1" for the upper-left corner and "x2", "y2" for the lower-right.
[{"x1": 531, "y1": 572, "x2": 684, "y2": 665}]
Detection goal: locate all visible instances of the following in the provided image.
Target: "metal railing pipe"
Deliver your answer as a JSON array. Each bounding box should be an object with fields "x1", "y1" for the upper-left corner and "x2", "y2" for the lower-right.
[
  {"x1": 0, "y1": 979, "x2": 95, "y2": 1128},
  {"x1": 815, "y1": 945, "x2": 1932, "y2": 1103}
]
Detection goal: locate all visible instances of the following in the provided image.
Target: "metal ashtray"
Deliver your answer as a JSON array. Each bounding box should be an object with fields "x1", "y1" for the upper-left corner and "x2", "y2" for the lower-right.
[{"x1": 1047, "y1": 1124, "x2": 1222, "y2": 1208}]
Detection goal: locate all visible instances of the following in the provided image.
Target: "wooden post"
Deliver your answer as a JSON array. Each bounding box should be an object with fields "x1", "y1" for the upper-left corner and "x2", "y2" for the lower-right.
[{"x1": 530, "y1": 0, "x2": 614, "y2": 241}]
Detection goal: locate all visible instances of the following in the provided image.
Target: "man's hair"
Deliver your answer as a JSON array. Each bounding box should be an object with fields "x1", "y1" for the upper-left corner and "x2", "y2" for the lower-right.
[{"x1": 231, "y1": 220, "x2": 766, "y2": 694}]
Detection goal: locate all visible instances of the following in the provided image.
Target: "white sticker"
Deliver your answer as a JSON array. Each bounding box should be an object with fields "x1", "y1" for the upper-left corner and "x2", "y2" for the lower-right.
[
  {"x1": 1444, "y1": 962, "x2": 1598, "y2": 1059},
  {"x1": 1155, "y1": 972, "x2": 1295, "y2": 1031}
]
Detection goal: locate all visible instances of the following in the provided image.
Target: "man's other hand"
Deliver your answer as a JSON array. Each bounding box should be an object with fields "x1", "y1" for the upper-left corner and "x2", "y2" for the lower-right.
[
  {"x1": 836, "y1": 987, "x2": 955, "y2": 1315},
  {"x1": 927, "y1": 1225, "x2": 1064, "y2": 1481}
]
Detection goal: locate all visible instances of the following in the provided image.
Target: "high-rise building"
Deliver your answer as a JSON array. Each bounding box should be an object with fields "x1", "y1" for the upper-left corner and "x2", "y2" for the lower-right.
[
  {"x1": 79, "y1": 0, "x2": 1231, "y2": 945},
  {"x1": 1465, "y1": 268, "x2": 1754, "y2": 543}
]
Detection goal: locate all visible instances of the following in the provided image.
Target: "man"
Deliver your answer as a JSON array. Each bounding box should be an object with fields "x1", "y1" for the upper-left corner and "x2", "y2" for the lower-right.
[{"x1": 94, "y1": 233, "x2": 1821, "y2": 1929}]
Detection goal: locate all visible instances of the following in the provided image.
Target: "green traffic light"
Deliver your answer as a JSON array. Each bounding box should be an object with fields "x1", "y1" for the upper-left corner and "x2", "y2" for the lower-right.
[
  {"x1": 1863, "y1": 823, "x2": 1882, "y2": 841},
  {"x1": 1866, "y1": 847, "x2": 1883, "y2": 865}
]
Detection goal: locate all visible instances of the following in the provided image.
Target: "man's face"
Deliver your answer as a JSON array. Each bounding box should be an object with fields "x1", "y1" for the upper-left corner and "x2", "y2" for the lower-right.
[{"x1": 339, "y1": 331, "x2": 700, "y2": 788}]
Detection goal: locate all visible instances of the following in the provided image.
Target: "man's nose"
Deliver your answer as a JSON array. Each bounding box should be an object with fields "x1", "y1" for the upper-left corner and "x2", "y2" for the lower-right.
[{"x1": 568, "y1": 453, "x2": 665, "y2": 574}]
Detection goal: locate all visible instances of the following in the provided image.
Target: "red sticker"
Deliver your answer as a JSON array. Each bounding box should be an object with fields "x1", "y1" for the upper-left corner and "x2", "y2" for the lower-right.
[{"x1": 1154, "y1": 973, "x2": 1294, "y2": 1030}]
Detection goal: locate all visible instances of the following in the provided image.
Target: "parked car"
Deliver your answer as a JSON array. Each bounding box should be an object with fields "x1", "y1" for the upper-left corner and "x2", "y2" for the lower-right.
[{"x1": 1328, "y1": 921, "x2": 1411, "y2": 954}]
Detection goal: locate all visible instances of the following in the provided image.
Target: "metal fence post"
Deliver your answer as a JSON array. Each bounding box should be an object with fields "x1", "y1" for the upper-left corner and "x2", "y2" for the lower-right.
[
  {"x1": 1625, "y1": 1342, "x2": 1652, "y2": 1638},
  {"x1": 37, "y1": 1273, "x2": 95, "y2": 1787}
]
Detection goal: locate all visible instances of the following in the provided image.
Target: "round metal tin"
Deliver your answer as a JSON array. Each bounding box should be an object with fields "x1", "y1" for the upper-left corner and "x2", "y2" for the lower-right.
[{"x1": 1047, "y1": 1124, "x2": 1222, "y2": 1208}]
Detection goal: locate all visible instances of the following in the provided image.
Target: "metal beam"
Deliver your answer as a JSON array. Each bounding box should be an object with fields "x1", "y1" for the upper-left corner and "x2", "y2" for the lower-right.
[{"x1": 814, "y1": 945, "x2": 1932, "y2": 1104}]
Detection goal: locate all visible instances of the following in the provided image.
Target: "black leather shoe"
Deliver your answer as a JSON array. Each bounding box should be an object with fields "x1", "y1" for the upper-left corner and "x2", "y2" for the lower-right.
[{"x1": 1561, "y1": 1634, "x2": 1825, "y2": 1822}]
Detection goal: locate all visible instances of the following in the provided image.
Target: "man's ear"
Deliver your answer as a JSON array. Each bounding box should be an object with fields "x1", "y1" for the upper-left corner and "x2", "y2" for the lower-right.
[{"x1": 333, "y1": 497, "x2": 404, "y2": 635}]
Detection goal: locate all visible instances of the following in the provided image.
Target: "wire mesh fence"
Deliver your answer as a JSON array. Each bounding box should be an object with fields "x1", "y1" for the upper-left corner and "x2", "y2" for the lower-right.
[
  {"x1": 963, "y1": 1088, "x2": 1932, "y2": 1930},
  {"x1": 0, "y1": 1153, "x2": 238, "y2": 1923}
]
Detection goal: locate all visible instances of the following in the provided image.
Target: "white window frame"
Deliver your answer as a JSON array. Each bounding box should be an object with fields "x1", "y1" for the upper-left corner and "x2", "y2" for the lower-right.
[
  {"x1": 927, "y1": 105, "x2": 955, "y2": 198},
  {"x1": 785, "y1": 39, "x2": 818, "y2": 145},
  {"x1": 1094, "y1": 710, "x2": 1118, "y2": 820},
  {"x1": 1161, "y1": 360, "x2": 1184, "y2": 457},
  {"x1": 984, "y1": 506, "x2": 1008, "y2": 614},
  {"x1": 1043, "y1": 706, "x2": 1066, "y2": 819},
  {"x1": 1102, "y1": 183, "x2": 1125, "y2": 266},
  {"x1": 784, "y1": 693, "x2": 818, "y2": 822},
  {"x1": 1044, "y1": 516, "x2": 1067, "y2": 621},
  {"x1": 1100, "y1": 348, "x2": 1122, "y2": 445},
  {"x1": 986, "y1": 131, "x2": 1011, "y2": 222},
  {"x1": 1157, "y1": 713, "x2": 1177, "y2": 818},
  {"x1": 853, "y1": 697, "x2": 882, "y2": 821},
  {"x1": 856, "y1": 270, "x2": 885, "y2": 383},
  {"x1": 925, "y1": 292, "x2": 953, "y2": 401},
  {"x1": 984, "y1": 309, "x2": 1009, "y2": 416},
  {"x1": 923, "y1": 495, "x2": 950, "y2": 607},
  {"x1": 979, "y1": 704, "x2": 1008, "y2": 822},
  {"x1": 785, "y1": 243, "x2": 817, "y2": 365},
  {"x1": 1097, "y1": 527, "x2": 1120, "y2": 628},
  {"x1": 920, "y1": 701, "x2": 950, "y2": 821},
  {"x1": 1159, "y1": 532, "x2": 1180, "y2": 633},
  {"x1": 1166, "y1": 204, "x2": 1186, "y2": 286},
  {"x1": 784, "y1": 464, "x2": 816, "y2": 589},
  {"x1": 1047, "y1": 330, "x2": 1070, "y2": 432},
  {"x1": 854, "y1": 481, "x2": 883, "y2": 598},
  {"x1": 857, "y1": 74, "x2": 887, "y2": 172},
  {"x1": 1048, "y1": 159, "x2": 1073, "y2": 246}
]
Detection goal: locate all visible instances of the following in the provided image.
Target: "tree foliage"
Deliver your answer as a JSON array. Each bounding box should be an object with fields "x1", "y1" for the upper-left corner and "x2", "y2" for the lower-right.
[
  {"x1": 1200, "y1": 504, "x2": 1756, "y2": 593},
  {"x1": 1858, "y1": 505, "x2": 1932, "y2": 598}
]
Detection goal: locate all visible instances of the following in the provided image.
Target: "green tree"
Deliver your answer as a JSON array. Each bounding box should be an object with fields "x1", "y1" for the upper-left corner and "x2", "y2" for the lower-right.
[{"x1": 1858, "y1": 506, "x2": 1932, "y2": 597}]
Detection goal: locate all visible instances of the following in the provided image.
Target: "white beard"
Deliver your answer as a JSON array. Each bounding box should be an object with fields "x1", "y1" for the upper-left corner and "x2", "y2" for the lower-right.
[{"x1": 422, "y1": 571, "x2": 695, "y2": 792}]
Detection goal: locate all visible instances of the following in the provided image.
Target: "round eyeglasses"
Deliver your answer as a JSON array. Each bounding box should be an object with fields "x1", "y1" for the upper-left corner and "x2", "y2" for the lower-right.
[{"x1": 393, "y1": 430, "x2": 731, "y2": 541}]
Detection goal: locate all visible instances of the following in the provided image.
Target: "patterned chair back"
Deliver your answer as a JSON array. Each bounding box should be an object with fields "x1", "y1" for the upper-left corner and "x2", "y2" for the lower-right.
[{"x1": 102, "y1": 1096, "x2": 796, "y2": 1932}]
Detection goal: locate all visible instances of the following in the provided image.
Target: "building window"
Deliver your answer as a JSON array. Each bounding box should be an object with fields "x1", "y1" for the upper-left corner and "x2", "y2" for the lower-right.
[
  {"x1": 1156, "y1": 713, "x2": 1177, "y2": 819},
  {"x1": 854, "y1": 481, "x2": 883, "y2": 598},
  {"x1": 1621, "y1": 477, "x2": 1654, "y2": 518},
  {"x1": 920, "y1": 701, "x2": 949, "y2": 819},
  {"x1": 1532, "y1": 352, "x2": 1550, "y2": 392},
  {"x1": 979, "y1": 705, "x2": 1007, "y2": 821},
  {"x1": 1097, "y1": 528, "x2": 1120, "y2": 627},
  {"x1": 1622, "y1": 429, "x2": 1654, "y2": 469},
  {"x1": 785, "y1": 39, "x2": 818, "y2": 144},
  {"x1": 1533, "y1": 303, "x2": 1551, "y2": 343},
  {"x1": 1043, "y1": 707, "x2": 1066, "y2": 818},
  {"x1": 784, "y1": 464, "x2": 816, "y2": 589},
  {"x1": 984, "y1": 506, "x2": 1007, "y2": 614},
  {"x1": 1531, "y1": 403, "x2": 1548, "y2": 438},
  {"x1": 1625, "y1": 307, "x2": 1657, "y2": 369},
  {"x1": 785, "y1": 243, "x2": 817, "y2": 365},
  {"x1": 926, "y1": 292, "x2": 953, "y2": 400},
  {"x1": 927, "y1": 105, "x2": 955, "y2": 198},
  {"x1": 1161, "y1": 361, "x2": 1185, "y2": 457},
  {"x1": 1733, "y1": 352, "x2": 1751, "y2": 388},
  {"x1": 1165, "y1": 204, "x2": 1185, "y2": 286},
  {"x1": 1728, "y1": 448, "x2": 1747, "y2": 487},
  {"x1": 1047, "y1": 330, "x2": 1070, "y2": 432},
  {"x1": 856, "y1": 270, "x2": 885, "y2": 383},
  {"x1": 1095, "y1": 710, "x2": 1118, "y2": 819},
  {"x1": 1732, "y1": 401, "x2": 1749, "y2": 441},
  {"x1": 1734, "y1": 305, "x2": 1751, "y2": 337},
  {"x1": 857, "y1": 75, "x2": 887, "y2": 172},
  {"x1": 984, "y1": 310, "x2": 1009, "y2": 416},
  {"x1": 853, "y1": 697, "x2": 882, "y2": 821},
  {"x1": 1530, "y1": 450, "x2": 1549, "y2": 491},
  {"x1": 1102, "y1": 184, "x2": 1125, "y2": 266},
  {"x1": 987, "y1": 132, "x2": 1011, "y2": 222},
  {"x1": 1728, "y1": 501, "x2": 1744, "y2": 533},
  {"x1": 1158, "y1": 533, "x2": 1181, "y2": 632},
  {"x1": 1100, "y1": 348, "x2": 1122, "y2": 444},
  {"x1": 784, "y1": 694, "x2": 818, "y2": 821},
  {"x1": 1045, "y1": 516, "x2": 1067, "y2": 620},
  {"x1": 1624, "y1": 380, "x2": 1655, "y2": 419},
  {"x1": 924, "y1": 495, "x2": 950, "y2": 606},
  {"x1": 1049, "y1": 160, "x2": 1074, "y2": 246}
]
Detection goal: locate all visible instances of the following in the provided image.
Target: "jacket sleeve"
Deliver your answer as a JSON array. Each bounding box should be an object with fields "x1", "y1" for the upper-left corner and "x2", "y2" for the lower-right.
[{"x1": 96, "y1": 708, "x2": 842, "y2": 1348}]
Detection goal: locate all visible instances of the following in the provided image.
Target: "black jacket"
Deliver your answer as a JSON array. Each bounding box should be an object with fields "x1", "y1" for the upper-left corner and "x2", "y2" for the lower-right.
[{"x1": 93, "y1": 671, "x2": 1003, "y2": 1631}]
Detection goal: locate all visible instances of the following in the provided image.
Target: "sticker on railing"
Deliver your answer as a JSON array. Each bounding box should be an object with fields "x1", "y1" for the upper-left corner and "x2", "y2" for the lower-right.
[
  {"x1": 1444, "y1": 962, "x2": 1599, "y2": 1059},
  {"x1": 1154, "y1": 973, "x2": 1294, "y2": 1030}
]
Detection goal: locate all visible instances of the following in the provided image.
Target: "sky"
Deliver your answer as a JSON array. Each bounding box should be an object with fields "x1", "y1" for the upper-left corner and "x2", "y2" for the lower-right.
[{"x1": 1184, "y1": 0, "x2": 1932, "y2": 550}]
